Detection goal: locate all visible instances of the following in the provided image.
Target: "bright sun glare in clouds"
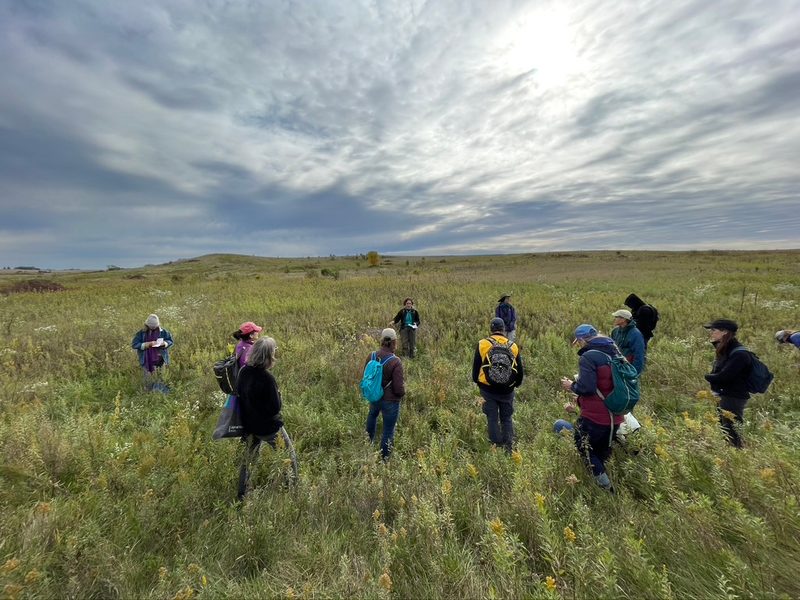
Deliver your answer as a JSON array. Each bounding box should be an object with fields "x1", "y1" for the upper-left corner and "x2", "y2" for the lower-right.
[{"x1": 496, "y1": 7, "x2": 581, "y2": 87}]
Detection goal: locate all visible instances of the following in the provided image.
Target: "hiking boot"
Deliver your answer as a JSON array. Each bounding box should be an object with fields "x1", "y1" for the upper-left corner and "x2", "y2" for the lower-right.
[{"x1": 595, "y1": 473, "x2": 614, "y2": 493}]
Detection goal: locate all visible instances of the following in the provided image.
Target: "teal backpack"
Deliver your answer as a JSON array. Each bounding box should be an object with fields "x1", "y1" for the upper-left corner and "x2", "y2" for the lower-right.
[
  {"x1": 589, "y1": 351, "x2": 641, "y2": 415},
  {"x1": 360, "y1": 352, "x2": 396, "y2": 402}
]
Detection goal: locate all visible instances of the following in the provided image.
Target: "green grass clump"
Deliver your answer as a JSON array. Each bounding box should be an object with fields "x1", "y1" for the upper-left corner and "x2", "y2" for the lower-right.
[{"x1": 1, "y1": 250, "x2": 799, "y2": 598}]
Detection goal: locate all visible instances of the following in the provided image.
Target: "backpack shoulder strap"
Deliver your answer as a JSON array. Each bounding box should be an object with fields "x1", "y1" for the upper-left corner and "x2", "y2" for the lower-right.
[{"x1": 380, "y1": 354, "x2": 396, "y2": 366}]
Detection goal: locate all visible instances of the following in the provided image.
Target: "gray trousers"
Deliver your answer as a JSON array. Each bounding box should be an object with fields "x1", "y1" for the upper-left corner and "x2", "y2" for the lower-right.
[{"x1": 400, "y1": 327, "x2": 417, "y2": 357}]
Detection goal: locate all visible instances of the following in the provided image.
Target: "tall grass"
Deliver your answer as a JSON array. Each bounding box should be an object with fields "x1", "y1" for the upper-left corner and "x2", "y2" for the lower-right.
[{"x1": 1, "y1": 251, "x2": 799, "y2": 599}]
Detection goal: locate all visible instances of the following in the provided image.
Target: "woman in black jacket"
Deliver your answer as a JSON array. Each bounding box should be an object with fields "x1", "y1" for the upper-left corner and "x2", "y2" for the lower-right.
[
  {"x1": 703, "y1": 319, "x2": 751, "y2": 448},
  {"x1": 235, "y1": 336, "x2": 283, "y2": 499}
]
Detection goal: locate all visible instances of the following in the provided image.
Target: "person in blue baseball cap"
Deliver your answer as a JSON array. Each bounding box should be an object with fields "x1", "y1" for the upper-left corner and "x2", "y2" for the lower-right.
[{"x1": 555, "y1": 323, "x2": 624, "y2": 491}]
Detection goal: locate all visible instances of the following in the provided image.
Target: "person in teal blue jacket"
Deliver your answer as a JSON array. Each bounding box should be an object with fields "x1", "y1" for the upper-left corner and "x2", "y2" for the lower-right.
[{"x1": 610, "y1": 309, "x2": 645, "y2": 374}]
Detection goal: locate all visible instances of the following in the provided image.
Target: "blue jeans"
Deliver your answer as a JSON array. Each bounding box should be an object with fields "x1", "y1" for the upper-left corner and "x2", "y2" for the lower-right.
[
  {"x1": 481, "y1": 391, "x2": 515, "y2": 451},
  {"x1": 366, "y1": 399, "x2": 401, "y2": 459},
  {"x1": 554, "y1": 418, "x2": 617, "y2": 476}
]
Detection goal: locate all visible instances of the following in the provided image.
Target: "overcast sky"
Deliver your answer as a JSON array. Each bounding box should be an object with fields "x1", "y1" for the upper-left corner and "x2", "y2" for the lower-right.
[{"x1": 1, "y1": 0, "x2": 799, "y2": 269}]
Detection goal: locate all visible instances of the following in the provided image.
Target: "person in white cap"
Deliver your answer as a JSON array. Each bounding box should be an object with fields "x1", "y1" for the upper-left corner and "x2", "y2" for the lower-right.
[
  {"x1": 775, "y1": 329, "x2": 800, "y2": 349},
  {"x1": 610, "y1": 309, "x2": 645, "y2": 374},
  {"x1": 364, "y1": 328, "x2": 405, "y2": 460},
  {"x1": 131, "y1": 314, "x2": 174, "y2": 391},
  {"x1": 610, "y1": 310, "x2": 645, "y2": 447}
]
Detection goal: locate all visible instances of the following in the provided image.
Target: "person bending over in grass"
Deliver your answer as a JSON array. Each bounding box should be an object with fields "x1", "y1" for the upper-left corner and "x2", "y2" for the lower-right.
[
  {"x1": 703, "y1": 319, "x2": 751, "y2": 449},
  {"x1": 775, "y1": 329, "x2": 800, "y2": 349},
  {"x1": 391, "y1": 297, "x2": 420, "y2": 358},
  {"x1": 131, "y1": 313, "x2": 173, "y2": 392},
  {"x1": 236, "y1": 336, "x2": 283, "y2": 500},
  {"x1": 555, "y1": 324, "x2": 623, "y2": 492},
  {"x1": 365, "y1": 328, "x2": 405, "y2": 460}
]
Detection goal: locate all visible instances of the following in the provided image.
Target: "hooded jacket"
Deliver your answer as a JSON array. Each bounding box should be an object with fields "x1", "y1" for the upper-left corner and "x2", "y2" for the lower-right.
[
  {"x1": 624, "y1": 294, "x2": 658, "y2": 341},
  {"x1": 570, "y1": 336, "x2": 624, "y2": 426},
  {"x1": 611, "y1": 322, "x2": 646, "y2": 374},
  {"x1": 495, "y1": 301, "x2": 516, "y2": 332}
]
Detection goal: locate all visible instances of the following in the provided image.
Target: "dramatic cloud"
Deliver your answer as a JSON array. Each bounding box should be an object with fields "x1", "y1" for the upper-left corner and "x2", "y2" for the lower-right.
[{"x1": 1, "y1": 0, "x2": 798, "y2": 268}]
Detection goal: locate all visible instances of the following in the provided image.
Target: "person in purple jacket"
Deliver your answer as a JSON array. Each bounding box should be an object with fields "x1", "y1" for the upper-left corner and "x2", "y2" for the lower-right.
[
  {"x1": 775, "y1": 329, "x2": 800, "y2": 349},
  {"x1": 555, "y1": 324, "x2": 623, "y2": 491},
  {"x1": 232, "y1": 321, "x2": 263, "y2": 368}
]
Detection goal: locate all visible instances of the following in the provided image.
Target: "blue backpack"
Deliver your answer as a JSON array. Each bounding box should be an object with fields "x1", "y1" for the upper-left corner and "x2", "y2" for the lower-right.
[
  {"x1": 589, "y1": 351, "x2": 641, "y2": 415},
  {"x1": 730, "y1": 347, "x2": 774, "y2": 394},
  {"x1": 360, "y1": 352, "x2": 396, "y2": 402}
]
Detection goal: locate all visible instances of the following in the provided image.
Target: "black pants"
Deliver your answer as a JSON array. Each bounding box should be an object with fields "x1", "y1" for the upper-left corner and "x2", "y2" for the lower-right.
[
  {"x1": 717, "y1": 395, "x2": 747, "y2": 448},
  {"x1": 575, "y1": 417, "x2": 618, "y2": 477},
  {"x1": 237, "y1": 433, "x2": 277, "y2": 500}
]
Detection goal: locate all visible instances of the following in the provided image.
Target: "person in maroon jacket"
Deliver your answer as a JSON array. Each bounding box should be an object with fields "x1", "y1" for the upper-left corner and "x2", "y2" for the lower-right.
[
  {"x1": 556, "y1": 324, "x2": 624, "y2": 491},
  {"x1": 365, "y1": 328, "x2": 405, "y2": 460}
]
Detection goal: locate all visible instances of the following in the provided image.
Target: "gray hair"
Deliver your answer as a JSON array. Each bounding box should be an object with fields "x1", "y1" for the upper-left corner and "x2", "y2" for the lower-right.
[{"x1": 247, "y1": 336, "x2": 277, "y2": 370}]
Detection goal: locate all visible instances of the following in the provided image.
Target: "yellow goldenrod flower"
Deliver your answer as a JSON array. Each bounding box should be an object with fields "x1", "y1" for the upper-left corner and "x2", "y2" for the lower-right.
[
  {"x1": 720, "y1": 409, "x2": 736, "y2": 421},
  {"x1": 1, "y1": 558, "x2": 20, "y2": 573},
  {"x1": 25, "y1": 570, "x2": 41, "y2": 584},
  {"x1": 187, "y1": 563, "x2": 201, "y2": 575},
  {"x1": 655, "y1": 445, "x2": 669, "y2": 459},
  {"x1": 4, "y1": 584, "x2": 23, "y2": 600},
  {"x1": 759, "y1": 467, "x2": 776, "y2": 481},
  {"x1": 695, "y1": 390, "x2": 711, "y2": 399},
  {"x1": 545, "y1": 576, "x2": 557, "y2": 591},
  {"x1": 159, "y1": 567, "x2": 168, "y2": 581},
  {"x1": 35, "y1": 502, "x2": 51, "y2": 515},
  {"x1": 489, "y1": 517, "x2": 506, "y2": 537},
  {"x1": 466, "y1": 463, "x2": 479, "y2": 479},
  {"x1": 713, "y1": 457, "x2": 725, "y2": 468},
  {"x1": 563, "y1": 526, "x2": 576, "y2": 543},
  {"x1": 535, "y1": 493, "x2": 546, "y2": 511},
  {"x1": 377, "y1": 523, "x2": 389, "y2": 537},
  {"x1": 379, "y1": 572, "x2": 392, "y2": 591},
  {"x1": 286, "y1": 586, "x2": 296, "y2": 599},
  {"x1": 201, "y1": 575, "x2": 208, "y2": 588},
  {"x1": 399, "y1": 527, "x2": 408, "y2": 539},
  {"x1": 372, "y1": 509, "x2": 381, "y2": 521},
  {"x1": 172, "y1": 586, "x2": 195, "y2": 600},
  {"x1": 441, "y1": 479, "x2": 452, "y2": 496},
  {"x1": 511, "y1": 449, "x2": 522, "y2": 465}
]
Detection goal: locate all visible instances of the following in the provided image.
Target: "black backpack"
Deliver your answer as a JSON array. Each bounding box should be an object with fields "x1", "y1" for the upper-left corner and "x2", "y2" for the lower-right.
[
  {"x1": 482, "y1": 338, "x2": 518, "y2": 387},
  {"x1": 730, "y1": 347, "x2": 774, "y2": 394},
  {"x1": 213, "y1": 350, "x2": 242, "y2": 395}
]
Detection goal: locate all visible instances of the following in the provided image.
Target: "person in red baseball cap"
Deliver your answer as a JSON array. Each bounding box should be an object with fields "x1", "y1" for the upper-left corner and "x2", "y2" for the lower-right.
[{"x1": 232, "y1": 321, "x2": 263, "y2": 368}]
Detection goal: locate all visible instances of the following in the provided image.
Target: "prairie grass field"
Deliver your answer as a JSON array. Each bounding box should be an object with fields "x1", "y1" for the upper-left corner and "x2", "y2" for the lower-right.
[{"x1": 1, "y1": 250, "x2": 799, "y2": 599}]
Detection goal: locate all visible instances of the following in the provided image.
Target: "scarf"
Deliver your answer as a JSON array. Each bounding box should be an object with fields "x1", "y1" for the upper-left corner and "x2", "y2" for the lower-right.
[{"x1": 143, "y1": 328, "x2": 164, "y2": 373}]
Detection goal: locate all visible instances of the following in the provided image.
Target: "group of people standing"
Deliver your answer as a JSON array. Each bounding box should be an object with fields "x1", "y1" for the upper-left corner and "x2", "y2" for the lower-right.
[{"x1": 129, "y1": 289, "x2": 795, "y2": 497}]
